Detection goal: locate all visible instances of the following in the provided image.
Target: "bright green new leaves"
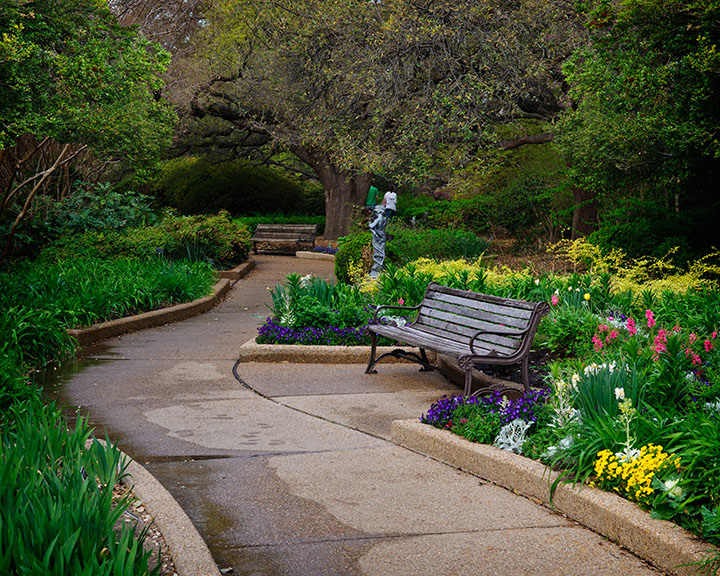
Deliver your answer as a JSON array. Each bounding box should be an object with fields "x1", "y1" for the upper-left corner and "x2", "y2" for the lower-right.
[{"x1": 0, "y1": 0, "x2": 176, "y2": 167}]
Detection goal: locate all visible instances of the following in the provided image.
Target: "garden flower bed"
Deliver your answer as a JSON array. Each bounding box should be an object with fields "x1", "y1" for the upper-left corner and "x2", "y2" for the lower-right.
[
  {"x1": 259, "y1": 246, "x2": 720, "y2": 571},
  {"x1": 419, "y1": 303, "x2": 720, "y2": 568}
]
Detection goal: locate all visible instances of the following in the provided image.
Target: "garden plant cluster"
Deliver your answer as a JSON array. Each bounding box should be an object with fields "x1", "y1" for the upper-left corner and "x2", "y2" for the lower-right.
[
  {"x1": 258, "y1": 242, "x2": 720, "y2": 563},
  {"x1": 1, "y1": 210, "x2": 250, "y2": 575}
]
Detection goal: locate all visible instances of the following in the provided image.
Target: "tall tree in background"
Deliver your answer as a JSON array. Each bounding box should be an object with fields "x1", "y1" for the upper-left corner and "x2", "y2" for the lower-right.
[
  {"x1": 191, "y1": 0, "x2": 584, "y2": 238},
  {"x1": 0, "y1": 0, "x2": 176, "y2": 261},
  {"x1": 556, "y1": 0, "x2": 720, "y2": 255}
]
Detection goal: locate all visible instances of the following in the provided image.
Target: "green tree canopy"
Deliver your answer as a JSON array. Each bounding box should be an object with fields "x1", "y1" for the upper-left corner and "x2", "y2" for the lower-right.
[
  {"x1": 0, "y1": 0, "x2": 176, "y2": 164},
  {"x1": 190, "y1": 0, "x2": 584, "y2": 237},
  {"x1": 556, "y1": 0, "x2": 720, "y2": 256},
  {"x1": 1, "y1": 0, "x2": 178, "y2": 261}
]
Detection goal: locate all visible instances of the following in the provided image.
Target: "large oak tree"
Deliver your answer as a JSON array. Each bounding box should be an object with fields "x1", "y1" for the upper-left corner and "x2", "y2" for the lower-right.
[{"x1": 190, "y1": 0, "x2": 584, "y2": 238}]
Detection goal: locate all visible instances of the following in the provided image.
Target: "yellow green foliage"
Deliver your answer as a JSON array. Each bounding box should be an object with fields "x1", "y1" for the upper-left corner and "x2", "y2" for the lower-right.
[
  {"x1": 550, "y1": 238, "x2": 720, "y2": 294},
  {"x1": 409, "y1": 257, "x2": 534, "y2": 290}
]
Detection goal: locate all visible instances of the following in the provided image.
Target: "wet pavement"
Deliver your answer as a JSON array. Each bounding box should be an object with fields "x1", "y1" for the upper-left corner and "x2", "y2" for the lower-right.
[{"x1": 49, "y1": 255, "x2": 665, "y2": 576}]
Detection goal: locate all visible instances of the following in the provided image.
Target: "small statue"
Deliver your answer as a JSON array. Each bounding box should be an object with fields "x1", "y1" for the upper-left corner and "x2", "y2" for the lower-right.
[{"x1": 368, "y1": 205, "x2": 388, "y2": 277}]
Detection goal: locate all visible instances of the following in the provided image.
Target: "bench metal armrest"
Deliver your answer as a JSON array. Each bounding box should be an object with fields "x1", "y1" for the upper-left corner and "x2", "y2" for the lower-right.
[
  {"x1": 468, "y1": 326, "x2": 531, "y2": 356},
  {"x1": 371, "y1": 303, "x2": 421, "y2": 324}
]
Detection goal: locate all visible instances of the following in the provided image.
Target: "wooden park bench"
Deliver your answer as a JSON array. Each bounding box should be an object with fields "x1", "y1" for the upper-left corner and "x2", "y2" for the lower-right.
[
  {"x1": 365, "y1": 282, "x2": 550, "y2": 396},
  {"x1": 250, "y1": 223, "x2": 318, "y2": 254}
]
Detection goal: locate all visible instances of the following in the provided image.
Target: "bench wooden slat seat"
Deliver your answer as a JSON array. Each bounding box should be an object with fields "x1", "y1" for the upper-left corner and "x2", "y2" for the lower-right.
[
  {"x1": 365, "y1": 282, "x2": 550, "y2": 396},
  {"x1": 250, "y1": 223, "x2": 318, "y2": 254}
]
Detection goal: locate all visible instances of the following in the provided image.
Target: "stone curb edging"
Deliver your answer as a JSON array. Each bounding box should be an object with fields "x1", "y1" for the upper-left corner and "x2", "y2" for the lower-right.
[
  {"x1": 295, "y1": 250, "x2": 335, "y2": 261},
  {"x1": 217, "y1": 258, "x2": 256, "y2": 280},
  {"x1": 122, "y1": 458, "x2": 222, "y2": 576},
  {"x1": 238, "y1": 338, "x2": 437, "y2": 364},
  {"x1": 67, "y1": 259, "x2": 256, "y2": 346},
  {"x1": 391, "y1": 419, "x2": 717, "y2": 576}
]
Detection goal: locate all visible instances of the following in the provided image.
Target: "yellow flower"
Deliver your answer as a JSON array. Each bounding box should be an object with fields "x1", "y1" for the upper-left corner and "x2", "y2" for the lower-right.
[{"x1": 584, "y1": 292, "x2": 591, "y2": 301}]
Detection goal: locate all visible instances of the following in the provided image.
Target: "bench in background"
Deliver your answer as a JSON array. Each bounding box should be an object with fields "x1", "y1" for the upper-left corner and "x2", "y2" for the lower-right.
[
  {"x1": 365, "y1": 282, "x2": 550, "y2": 396},
  {"x1": 250, "y1": 223, "x2": 318, "y2": 254}
]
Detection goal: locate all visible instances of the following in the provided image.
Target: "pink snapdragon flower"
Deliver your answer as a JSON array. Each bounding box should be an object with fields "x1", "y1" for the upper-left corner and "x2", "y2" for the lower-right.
[
  {"x1": 705, "y1": 340, "x2": 715, "y2": 352},
  {"x1": 606, "y1": 329, "x2": 620, "y2": 344},
  {"x1": 398, "y1": 298, "x2": 405, "y2": 305},
  {"x1": 592, "y1": 334, "x2": 604, "y2": 352},
  {"x1": 645, "y1": 309, "x2": 656, "y2": 329},
  {"x1": 551, "y1": 294, "x2": 560, "y2": 306},
  {"x1": 652, "y1": 329, "x2": 668, "y2": 359},
  {"x1": 626, "y1": 317, "x2": 637, "y2": 335}
]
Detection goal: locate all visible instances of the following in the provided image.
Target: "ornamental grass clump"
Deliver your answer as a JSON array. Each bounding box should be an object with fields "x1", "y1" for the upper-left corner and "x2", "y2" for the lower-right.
[{"x1": 0, "y1": 404, "x2": 159, "y2": 575}]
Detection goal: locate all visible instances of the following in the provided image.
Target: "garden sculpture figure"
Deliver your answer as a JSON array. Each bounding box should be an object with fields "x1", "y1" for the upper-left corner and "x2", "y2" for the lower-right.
[{"x1": 369, "y1": 205, "x2": 388, "y2": 277}]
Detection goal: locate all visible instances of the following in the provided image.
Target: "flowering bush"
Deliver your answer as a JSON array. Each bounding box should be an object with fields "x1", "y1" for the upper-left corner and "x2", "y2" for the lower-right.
[
  {"x1": 593, "y1": 444, "x2": 681, "y2": 505},
  {"x1": 256, "y1": 318, "x2": 376, "y2": 346}
]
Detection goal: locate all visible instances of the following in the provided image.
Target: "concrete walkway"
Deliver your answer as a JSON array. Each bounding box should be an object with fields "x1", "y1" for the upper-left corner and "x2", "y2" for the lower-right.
[{"x1": 54, "y1": 255, "x2": 664, "y2": 576}]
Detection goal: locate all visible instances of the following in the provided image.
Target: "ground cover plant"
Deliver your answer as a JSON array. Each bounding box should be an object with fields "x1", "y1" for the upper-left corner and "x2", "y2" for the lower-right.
[
  {"x1": 0, "y1": 250, "x2": 217, "y2": 574},
  {"x1": 411, "y1": 246, "x2": 720, "y2": 562},
  {"x1": 0, "y1": 403, "x2": 160, "y2": 575}
]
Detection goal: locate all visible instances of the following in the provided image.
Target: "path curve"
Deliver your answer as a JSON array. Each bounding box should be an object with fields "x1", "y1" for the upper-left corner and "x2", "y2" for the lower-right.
[{"x1": 54, "y1": 255, "x2": 668, "y2": 576}]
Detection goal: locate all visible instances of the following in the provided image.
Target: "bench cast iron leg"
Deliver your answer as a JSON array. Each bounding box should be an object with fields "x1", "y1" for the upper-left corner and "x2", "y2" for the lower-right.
[
  {"x1": 419, "y1": 349, "x2": 433, "y2": 372},
  {"x1": 464, "y1": 368, "x2": 473, "y2": 396},
  {"x1": 522, "y1": 356, "x2": 530, "y2": 392},
  {"x1": 365, "y1": 332, "x2": 379, "y2": 374}
]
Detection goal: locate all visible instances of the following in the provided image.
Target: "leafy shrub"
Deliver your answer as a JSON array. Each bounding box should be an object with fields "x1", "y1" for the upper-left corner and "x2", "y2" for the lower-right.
[
  {"x1": 40, "y1": 212, "x2": 252, "y2": 267},
  {"x1": 542, "y1": 306, "x2": 598, "y2": 357},
  {"x1": 0, "y1": 403, "x2": 159, "y2": 575},
  {"x1": 386, "y1": 223, "x2": 490, "y2": 263},
  {"x1": 151, "y1": 156, "x2": 324, "y2": 216},
  {"x1": 44, "y1": 182, "x2": 158, "y2": 234},
  {"x1": 335, "y1": 231, "x2": 372, "y2": 284}
]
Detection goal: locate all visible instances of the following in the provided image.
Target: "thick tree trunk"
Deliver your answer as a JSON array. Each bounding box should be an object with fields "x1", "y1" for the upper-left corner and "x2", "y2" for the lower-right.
[
  {"x1": 570, "y1": 186, "x2": 598, "y2": 239},
  {"x1": 290, "y1": 147, "x2": 369, "y2": 240}
]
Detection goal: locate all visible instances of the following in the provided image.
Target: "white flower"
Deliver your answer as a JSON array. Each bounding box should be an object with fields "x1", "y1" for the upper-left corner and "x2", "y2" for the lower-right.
[
  {"x1": 614, "y1": 387, "x2": 625, "y2": 400},
  {"x1": 664, "y1": 478, "x2": 684, "y2": 499},
  {"x1": 615, "y1": 447, "x2": 640, "y2": 463},
  {"x1": 704, "y1": 400, "x2": 720, "y2": 414},
  {"x1": 534, "y1": 278, "x2": 540, "y2": 285},
  {"x1": 571, "y1": 373, "x2": 581, "y2": 387}
]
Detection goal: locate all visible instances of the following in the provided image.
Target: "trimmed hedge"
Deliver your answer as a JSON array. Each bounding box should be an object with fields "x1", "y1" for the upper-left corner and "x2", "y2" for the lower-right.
[
  {"x1": 39, "y1": 212, "x2": 252, "y2": 267},
  {"x1": 150, "y1": 156, "x2": 325, "y2": 216}
]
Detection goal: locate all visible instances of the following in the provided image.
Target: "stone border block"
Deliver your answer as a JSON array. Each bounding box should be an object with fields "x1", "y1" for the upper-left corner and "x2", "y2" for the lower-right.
[
  {"x1": 122, "y1": 458, "x2": 221, "y2": 576},
  {"x1": 296, "y1": 250, "x2": 335, "y2": 260},
  {"x1": 391, "y1": 419, "x2": 717, "y2": 576},
  {"x1": 237, "y1": 338, "x2": 436, "y2": 364}
]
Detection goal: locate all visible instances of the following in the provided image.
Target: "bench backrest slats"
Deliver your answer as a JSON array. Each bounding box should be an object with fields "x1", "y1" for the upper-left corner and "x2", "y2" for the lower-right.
[
  {"x1": 420, "y1": 297, "x2": 531, "y2": 331},
  {"x1": 253, "y1": 231, "x2": 314, "y2": 239},
  {"x1": 413, "y1": 322, "x2": 521, "y2": 356},
  {"x1": 252, "y1": 224, "x2": 317, "y2": 233},
  {"x1": 417, "y1": 308, "x2": 525, "y2": 350},
  {"x1": 425, "y1": 288, "x2": 536, "y2": 320},
  {"x1": 409, "y1": 282, "x2": 545, "y2": 355}
]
